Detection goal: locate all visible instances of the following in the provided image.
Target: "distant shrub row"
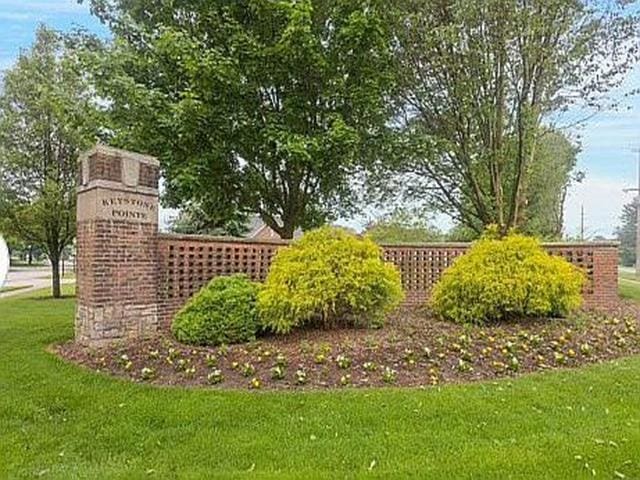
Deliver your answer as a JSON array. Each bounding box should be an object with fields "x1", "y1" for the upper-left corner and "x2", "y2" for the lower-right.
[{"x1": 172, "y1": 227, "x2": 586, "y2": 346}]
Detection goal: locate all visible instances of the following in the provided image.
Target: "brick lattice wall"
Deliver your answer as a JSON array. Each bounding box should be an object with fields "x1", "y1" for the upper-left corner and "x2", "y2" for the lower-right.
[
  {"x1": 74, "y1": 146, "x2": 622, "y2": 346},
  {"x1": 156, "y1": 234, "x2": 619, "y2": 328},
  {"x1": 157, "y1": 235, "x2": 285, "y2": 327}
]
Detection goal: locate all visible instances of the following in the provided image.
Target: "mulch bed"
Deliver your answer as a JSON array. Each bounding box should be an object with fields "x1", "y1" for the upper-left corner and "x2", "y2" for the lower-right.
[{"x1": 56, "y1": 302, "x2": 640, "y2": 390}]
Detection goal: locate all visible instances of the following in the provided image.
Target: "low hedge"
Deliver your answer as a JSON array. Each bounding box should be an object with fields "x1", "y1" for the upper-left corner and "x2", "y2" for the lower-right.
[{"x1": 172, "y1": 274, "x2": 260, "y2": 346}]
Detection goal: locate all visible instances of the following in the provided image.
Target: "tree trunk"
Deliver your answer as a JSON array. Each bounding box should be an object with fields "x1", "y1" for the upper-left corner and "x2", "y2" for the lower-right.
[
  {"x1": 50, "y1": 255, "x2": 61, "y2": 298},
  {"x1": 28, "y1": 245, "x2": 33, "y2": 265},
  {"x1": 261, "y1": 213, "x2": 296, "y2": 240},
  {"x1": 279, "y1": 222, "x2": 296, "y2": 240}
]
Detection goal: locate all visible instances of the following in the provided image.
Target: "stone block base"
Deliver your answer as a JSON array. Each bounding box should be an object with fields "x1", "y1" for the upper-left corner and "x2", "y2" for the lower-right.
[{"x1": 76, "y1": 303, "x2": 159, "y2": 346}]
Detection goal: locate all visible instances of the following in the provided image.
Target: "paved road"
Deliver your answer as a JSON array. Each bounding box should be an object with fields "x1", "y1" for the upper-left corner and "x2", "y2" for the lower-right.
[{"x1": 0, "y1": 265, "x2": 75, "y2": 298}]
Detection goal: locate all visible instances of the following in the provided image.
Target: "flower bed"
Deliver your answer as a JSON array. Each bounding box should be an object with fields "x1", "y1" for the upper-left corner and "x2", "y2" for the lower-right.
[{"x1": 57, "y1": 302, "x2": 640, "y2": 390}]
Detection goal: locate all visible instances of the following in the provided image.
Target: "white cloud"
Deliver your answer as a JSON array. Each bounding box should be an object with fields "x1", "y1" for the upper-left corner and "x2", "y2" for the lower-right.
[{"x1": 564, "y1": 175, "x2": 631, "y2": 239}]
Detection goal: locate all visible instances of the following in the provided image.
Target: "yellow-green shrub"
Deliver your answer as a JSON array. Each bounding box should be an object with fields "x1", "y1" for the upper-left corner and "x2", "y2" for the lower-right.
[
  {"x1": 258, "y1": 227, "x2": 404, "y2": 334},
  {"x1": 430, "y1": 234, "x2": 585, "y2": 324}
]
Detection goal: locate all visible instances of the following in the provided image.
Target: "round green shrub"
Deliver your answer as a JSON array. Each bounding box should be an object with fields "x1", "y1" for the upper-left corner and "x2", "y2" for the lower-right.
[
  {"x1": 172, "y1": 274, "x2": 260, "y2": 346},
  {"x1": 430, "y1": 234, "x2": 586, "y2": 324},
  {"x1": 258, "y1": 227, "x2": 404, "y2": 334}
]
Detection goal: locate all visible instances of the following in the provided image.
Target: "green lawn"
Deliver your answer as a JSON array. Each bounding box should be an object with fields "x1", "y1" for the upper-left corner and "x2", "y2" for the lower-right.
[
  {"x1": 619, "y1": 271, "x2": 640, "y2": 301},
  {"x1": 1, "y1": 288, "x2": 640, "y2": 479},
  {"x1": 37, "y1": 273, "x2": 76, "y2": 280}
]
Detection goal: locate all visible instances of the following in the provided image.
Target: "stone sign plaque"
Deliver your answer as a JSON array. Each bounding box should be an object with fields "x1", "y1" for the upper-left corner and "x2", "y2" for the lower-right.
[
  {"x1": 77, "y1": 188, "x2": 158, "y2": 225},
  {"x1": 99, "y1": 195, "x2": 155, "y2": 221}
]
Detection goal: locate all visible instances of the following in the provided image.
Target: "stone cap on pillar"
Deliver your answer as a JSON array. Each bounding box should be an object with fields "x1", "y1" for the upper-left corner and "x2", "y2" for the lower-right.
[
  {"x1": 77, "y1": 145, "x2": 160, "y2": 225},
  {"x1": 78, "y1": 144, "x2": 160, "y2": 195}
]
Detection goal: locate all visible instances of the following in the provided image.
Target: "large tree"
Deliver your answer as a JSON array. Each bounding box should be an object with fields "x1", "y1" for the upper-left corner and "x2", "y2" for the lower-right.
[
  {"x1": 363, "y1": 208, "x2": 443, "y2": 244},
  {"x1": 520, "y1": 129, "x2": 583, "y2": 238},
  {"x1": 169, "y1": 203, "x2": 248, "y2": 237},
  {"x1": 381, "y1": 0, "x2": 639, "y2": 235},
  {"x1": 84, "y1": 0, "x2": 396, "y2": 238},
  {"x1": 0, "y1": 26, "x2": 101, "y2": 297},
  {"x1": 615, "y1": 201, "x2": 636, "y2": 268}
]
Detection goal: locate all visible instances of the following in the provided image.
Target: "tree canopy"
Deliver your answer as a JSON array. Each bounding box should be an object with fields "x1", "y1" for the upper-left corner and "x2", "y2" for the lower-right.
[
  {"x1": 615, "y1": 201, "x2": 637, "y2": 268},
  {"x1": 375, "y1": 0, "x2": 639, "y2": 236},
  {"x1": 0, "y1": 26, "x2": 102, "y2": 296},
  {"x1": 84, "y1": 0, "x2": 397, "y2": 238},
  {"x1": 363, "y1": 209, "x2": 443, "y2": 244},
  {"x1": 521, "y1": 129, "x2": 582, "y2": 238}
]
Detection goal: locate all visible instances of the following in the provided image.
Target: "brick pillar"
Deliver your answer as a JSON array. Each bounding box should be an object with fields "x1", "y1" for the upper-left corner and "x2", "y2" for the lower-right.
[{"x1": 75, "y1": 145, "x2": 160, "y2": 345}]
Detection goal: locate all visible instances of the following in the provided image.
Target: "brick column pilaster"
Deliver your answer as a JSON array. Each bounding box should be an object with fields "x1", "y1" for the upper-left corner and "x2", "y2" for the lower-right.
[{"x1": 75, "y1": 145, "x2": 160, "y2": 345}]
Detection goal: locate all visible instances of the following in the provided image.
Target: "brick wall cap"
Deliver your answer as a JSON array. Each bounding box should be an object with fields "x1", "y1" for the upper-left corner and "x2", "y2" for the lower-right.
[
  {"x1": 382, "y1": 241, "x2": 619, "y2": 248},
  {"x1": 80, "y1": 144, "x2": 159, "y2": 167},
  {"x1": 77, "y1": 180, "x2": 159, "y2": 196},
  {"x1": 158, "y1": 234, "x2": 619, "y2": 249},
  {"x1": 541, "y1": 241, "x2": 619, "y2": 248},
  {"x1": 380, "y1": 242, "x2": 470, "y2": 248},
  {"x1": 158, "y1": 232, "x2": 290, "y2": 246}
]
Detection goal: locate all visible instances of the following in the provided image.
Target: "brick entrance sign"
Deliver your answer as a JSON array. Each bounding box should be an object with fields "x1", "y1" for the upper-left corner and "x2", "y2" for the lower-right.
[
  {"x1": 76, "y1": 146, "x2": 160, "y2": 345},
  {"x1": 75, "y1": 146, "x2": 620, "y2": 346}
]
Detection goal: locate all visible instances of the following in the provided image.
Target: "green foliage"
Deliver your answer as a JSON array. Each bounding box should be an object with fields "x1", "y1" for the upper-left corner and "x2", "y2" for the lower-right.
[
  {"x1": 431, "y1": 235, "x2": 585, "y2": 324},
  {"x1": 258, "y1": 227, "x2": 404, "y2": 333},
  {"x1": 169, "y1": 203, "x2": 248, "y2": 237},
  {"x1": 445, "y1": 224, "x2": 479, "y2": 242},
  {"x1": 84, "y1": 0, "x2": 396, "y2": 238},
  {"x1": 172, "y1": 275, "x2": 260, "y2": 346},
  {"x1": 377, "y1": 0, "x2": 638, "y2": 236},
  {"x1": 0, "y1": 26, "x2": 102, "y2": 297},
  {"x1": 522, "y1": 130, "x2": 583, "y2": 239},
  {"x1": 364, "y1": 209, "x2": 443, "y2": 244},
  {"x1": 615, "y1": 202, "x2": 636, "y2": 267}
]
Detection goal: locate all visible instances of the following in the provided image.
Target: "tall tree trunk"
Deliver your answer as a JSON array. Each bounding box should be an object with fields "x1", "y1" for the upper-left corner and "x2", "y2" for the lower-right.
[
  {"x1": 50, "y1": 254, "x2": 61, "y2": 298},
  {"x1": 260, "y1": 213, "x2": 296, "y2": 240},
  {"x1": 28, "y1": 245, "x2": 33, "y2": 265},
  {"x1": 278, "y1": 221, "x2": 296, "y2": 240}
]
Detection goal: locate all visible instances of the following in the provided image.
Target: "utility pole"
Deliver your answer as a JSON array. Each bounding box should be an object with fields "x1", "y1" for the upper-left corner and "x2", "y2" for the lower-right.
[
  {"x1": 580, "y1": 204, "x2": 585, "y2": 241},
  {"x1": 623, "y1": 148, "x2": 640, "y2": 276}
]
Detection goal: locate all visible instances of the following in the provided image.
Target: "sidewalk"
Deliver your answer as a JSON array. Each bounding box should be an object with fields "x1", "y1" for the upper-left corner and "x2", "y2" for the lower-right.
[{"x1": 0, "y1": 265, "x2": 75, "y2": 299}]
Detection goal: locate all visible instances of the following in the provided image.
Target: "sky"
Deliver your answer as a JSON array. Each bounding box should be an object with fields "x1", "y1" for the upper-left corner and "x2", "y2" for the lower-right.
[{"x1": 1, "y1": 0, "x2": 639, "y2": 239}]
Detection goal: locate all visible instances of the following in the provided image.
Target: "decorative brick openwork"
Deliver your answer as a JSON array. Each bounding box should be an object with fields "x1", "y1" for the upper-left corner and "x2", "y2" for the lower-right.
[
  {"x1": 382, "y1": 244, "x2": 469, "y2": 305},
  {"x1": 155, "y1": 235, "x2": 619, "y2": 329},
  {"x1": 75, "y1": 146, "x2": 620, "y2": 346},
  {"x1": 157, "y1": 235, "x2": 285, "y2": 326}
]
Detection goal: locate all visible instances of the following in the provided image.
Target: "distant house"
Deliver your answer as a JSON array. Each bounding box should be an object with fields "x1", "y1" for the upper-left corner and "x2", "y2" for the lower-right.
[
  {"x1": 245, "y1": 216, "x2": 357, "y2": 240},
  {"x1": 245, "y1": 216, "x2": 303, "y2": 240}
]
